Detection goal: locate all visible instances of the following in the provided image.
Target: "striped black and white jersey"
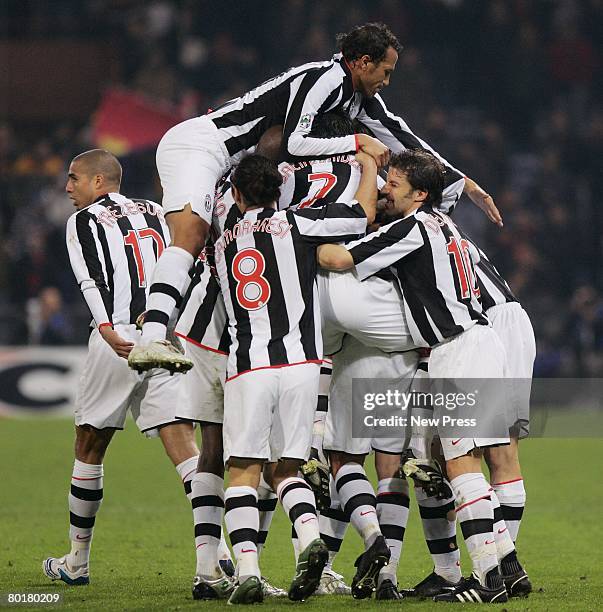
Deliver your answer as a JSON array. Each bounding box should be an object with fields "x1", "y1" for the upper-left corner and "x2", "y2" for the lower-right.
[
  {"x1": 278, "y1": 154, "x2": 362, "y2": 210},
  {"x1": 431, "y1": 195, "x2": 517, "y2": 310},
  {"x1": 175, "y1": 252, "x2": 230, "y2": 355},
  {"x1": 206, "y1": 53, "x2": 464, "y2": 206},
  {"x1": 476, "y1": 252, "x2": 518, "y2": 311},
  {"x1": 346, "y1": 206, "x2": 488, "y2": 348},
  {"x1": 66, "y1": 193, "x2": 169, "y2": 328},
  {"x1": 450, "y1": 225, "x2": 519, "y2": 312},
  {"x1": 214, "y1": 202, "x2": 368, "y2": 379}
]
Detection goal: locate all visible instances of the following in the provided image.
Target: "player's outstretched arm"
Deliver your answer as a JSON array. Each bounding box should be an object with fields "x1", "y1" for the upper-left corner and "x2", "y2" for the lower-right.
[
  {"x1": 463, "y1": 176, "x2": 503, "y2": 227},
  {"x1": 354, "y1": 151, "x2": 379, "y2": 224},
  {"x1": 317, "y1": 243, "x2": 354, "y2": 271}
]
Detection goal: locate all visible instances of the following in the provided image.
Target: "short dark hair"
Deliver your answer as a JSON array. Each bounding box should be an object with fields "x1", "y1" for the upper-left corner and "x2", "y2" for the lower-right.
[
  {"x1": 231, "y1": 154, "x2": 282, "y2": 207},
  {"x1": 310, "y1": 112, "x2": 354, "y2": 138},
  {"x1": 337, "y1": 22, "x2": 402, "y2": 63},
  {"x1": 72, "y1": 149, "x2": 122, "y2": 186},
  {"x1": 389, "y1": 150, "x2": 445, "y2": 207}
]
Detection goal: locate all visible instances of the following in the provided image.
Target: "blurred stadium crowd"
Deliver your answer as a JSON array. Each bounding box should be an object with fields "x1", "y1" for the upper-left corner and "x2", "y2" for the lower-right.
[{"x1": 1, "y1": 0, "x2": 602, "y2": 376}]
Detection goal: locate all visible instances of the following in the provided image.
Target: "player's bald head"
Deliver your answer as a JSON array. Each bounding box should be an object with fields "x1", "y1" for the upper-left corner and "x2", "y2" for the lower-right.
[{"x1": 71, "y1": 149, "x2": 122, "y2": 188}]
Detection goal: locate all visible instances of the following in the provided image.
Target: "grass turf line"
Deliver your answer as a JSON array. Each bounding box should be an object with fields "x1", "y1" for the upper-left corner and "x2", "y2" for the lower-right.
[{"x1": 1, "y1": 419, "x2": 602, "y2": 610}]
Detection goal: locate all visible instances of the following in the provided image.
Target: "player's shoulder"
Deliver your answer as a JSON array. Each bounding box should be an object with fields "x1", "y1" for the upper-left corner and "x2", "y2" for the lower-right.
[
  {"x1": 415, "y1": 207, "x2": 450, "y2": 232},
  {"x1": 299, "y1": 54, "x2": 346, "y2": 83}
]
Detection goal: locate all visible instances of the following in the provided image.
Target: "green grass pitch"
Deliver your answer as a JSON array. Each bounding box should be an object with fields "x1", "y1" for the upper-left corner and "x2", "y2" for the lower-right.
[{"x1": 1, "y1": 419, "x2": 602, "y2": 610}]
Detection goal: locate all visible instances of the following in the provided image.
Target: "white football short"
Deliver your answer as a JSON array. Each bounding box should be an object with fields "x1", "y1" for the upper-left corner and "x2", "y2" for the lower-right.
[
  {"x1": 175, "y1": 339, "x2": 227, "y2": 424},
  {"x1": 156, "y1": 116, "x2": 231, "y2": 224},
  {"x1": 488, "y1": 302, "x2": 535, "y2": 438},
  {"x1": 324, "y1": 335, "x2": 419, "y2": 456},
  {"x1": 318, "y1": 270, "x2": 415, "y2": 355},
  {"x1": 429, "y1": 324, "x2": 509, "y2": 461},
  {"x1": 222, "y1": 363, "x2": 320, "y2": 463},
  {"x1": 75, "y1": 325, "x2": 181, "y2": 437}
]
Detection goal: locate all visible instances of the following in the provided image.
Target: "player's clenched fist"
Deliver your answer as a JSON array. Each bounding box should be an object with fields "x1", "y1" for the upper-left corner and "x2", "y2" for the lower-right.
[{"x1": 356, "y1": 133, "x2": 390, "y2": 168}]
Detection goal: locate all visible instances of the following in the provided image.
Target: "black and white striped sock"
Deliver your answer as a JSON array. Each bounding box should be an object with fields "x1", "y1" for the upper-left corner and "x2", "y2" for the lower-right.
[
  {"x1": 451, "y1": 473, "x2": 498, "y2": 586},
  {"x1": 376, "y1": 477, "x2": 409, "y2": 584},
  {"x1": 335, "y1": 463, "x2": 380, "y2": 549},
  {"x1": 278, "y1": 477, "x2": 319, "y2": 551},
  {"x1": 191, "y1": 471, "x2": 224, "y2": 578},
  {"x1": 492, "y1": 478, "x2": 525, "y2": 542},
  {"x1": 257, "y1": 476, "x2": 277, "y2": 556},
  {"x1": 414, "y1": 483, "x2": 461, "y2": 583},
  {"x1": 489, "y1": 488, "x2": 515, "y2": 562},
  {"x1": 224, "y1": 486, "x2": 260, "y2": 582},
  {"x1": 319, "y1": 506, "x2": 349, "y2": 568},
  {"x1": 142, "y1": 246, "x2": 194, "y2": 342},
  {"x1": 67, "y1": 460, "x2": 103, "y2": 568}
]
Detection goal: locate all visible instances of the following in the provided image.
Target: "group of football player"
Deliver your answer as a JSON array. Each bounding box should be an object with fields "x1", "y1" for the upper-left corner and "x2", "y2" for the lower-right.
[{"x1": 44, "y1": 22, "x2": 535, "y2": 605}]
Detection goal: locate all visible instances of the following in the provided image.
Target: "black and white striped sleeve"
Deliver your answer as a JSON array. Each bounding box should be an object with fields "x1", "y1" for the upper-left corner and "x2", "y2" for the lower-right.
[
  {"x1": 346, "y1": 217, "x2": 424, "y2": 280},
  {"x1": 66, "y1": 211, "x2": 113, "y2": 326},
  {"x1": 282, "y1": 66, "x2": 358, "y2": 159},
  {"x1": 290, "y1": 201, "x2": 367, "y2": 244},
  {"x1": 357, "y1": 94, "x2": 465, "y2": 205}
]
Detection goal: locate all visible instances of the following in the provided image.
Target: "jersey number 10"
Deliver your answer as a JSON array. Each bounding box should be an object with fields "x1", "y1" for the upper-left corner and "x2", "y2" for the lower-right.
[{"x1": 446, "y1": 236, "x2": 480, "y2": 301}]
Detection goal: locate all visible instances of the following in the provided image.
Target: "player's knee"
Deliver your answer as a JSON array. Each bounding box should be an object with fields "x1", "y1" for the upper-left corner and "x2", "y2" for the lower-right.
[
  {"x1": 374, "y1": 451, "x2": 401, "y2": 479},
  {"x1": 75, "y1": 425, "x2": 112, "y2": 463},
  {"x1": 198, "y1": 426, "x2": 225, "y2": 476},
  {"x1": 484, "y1": 443, "x2": 519, "y2": 472},
  {"x1": 329, "y1": 451, "x2": 364, "y2": 476},
  {"x1": 272, "y1": 458, "x2": 302, "y2": 484}
]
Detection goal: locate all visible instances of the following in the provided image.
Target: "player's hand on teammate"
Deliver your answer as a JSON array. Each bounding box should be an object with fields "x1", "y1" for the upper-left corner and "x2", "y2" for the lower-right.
[
  {"x1": 356, "y1": 134, "x2": 390, "y2": 168},
  {"x1": 464, "y1": 177, "x2": 503, "y2": 227},
  {"x1": 355, "y1": 149, "x2": 378, "y2": 169},
  {"x1": 99, "y1": 326, "x2": 135, "y2": 359}
]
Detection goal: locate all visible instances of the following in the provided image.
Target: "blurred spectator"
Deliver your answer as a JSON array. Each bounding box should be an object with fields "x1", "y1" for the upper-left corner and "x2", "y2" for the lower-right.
[
  {"x1": 0, "y1": 0, "x2": 601, "y2": 376},
  {"x1": 29, "y1": 286, "x2": 74, "y2": 345}
]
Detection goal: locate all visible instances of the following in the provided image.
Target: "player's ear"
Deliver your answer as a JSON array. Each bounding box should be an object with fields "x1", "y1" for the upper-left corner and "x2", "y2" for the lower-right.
[
  {"x1": 360, "y1": 54, "x2": 372, "y2": 69},
  {"x1": 93, "y1": 173, "x2": 104, "y2": 189},
  {"x1": 231, "y1": 185, "x2": 242, "y2": 205},
  {"x1": 416, "y1": 190, "x2": 428, "y2": 203}
]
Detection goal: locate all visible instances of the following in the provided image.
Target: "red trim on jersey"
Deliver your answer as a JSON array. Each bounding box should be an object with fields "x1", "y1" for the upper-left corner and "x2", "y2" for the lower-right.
[
  {"x1": 98, "y1": 322, "x2": 113, "y2": 330},
  {"x1": 175, "y1": 332, "x2": 228, "y2": 356},
  {"x1": 354, "y1": 134, "x2": 360, "y2": 152},
  {"x1": 455, "y1": 494, "x2": 491, "y2": 513},
  {"x1": 323, "y1": 357, "x2": 333, "y2": 365},
  {"x1": 491, "y1": 477, "x2": 524, "y2": 486},
  {"x1": 225, "y1": 359, "x2": 323, "y2": 382},
  {"x1": 72, "y1": 476, "x2": 102, "y2": 481}
]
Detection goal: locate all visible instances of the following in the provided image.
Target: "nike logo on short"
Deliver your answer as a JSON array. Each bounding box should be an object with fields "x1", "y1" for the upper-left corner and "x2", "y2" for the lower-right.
[
  {"x1": 360, "y1": 510, "x2": 376, "y2": 516},
  {"x1": 241, "y1": 549, "x2": 256, "y2": 554},
  {"x1": 451, "y1": 439, "x2": 462, "y2": 446},
  {"x1": 301, "y1": 516, "x2": 317, "y2": 524},
  {"x1": 498, "y1": 527, "x2": 507, "y2": 534},
  {"x1": 75, "y1": 535, "x2": 91, "y2": 541},
  {"x1": 196, "y1": 543, "x2": 207, "y2": 549},
  {"x1": 485, "y1": 539, "x2": 495, "y2": 545}
]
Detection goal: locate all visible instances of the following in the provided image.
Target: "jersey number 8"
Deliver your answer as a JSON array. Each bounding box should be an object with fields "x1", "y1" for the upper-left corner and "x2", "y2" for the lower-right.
[{"x1": 232, "y1": 248, "x2": 271, "y2": 310}]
